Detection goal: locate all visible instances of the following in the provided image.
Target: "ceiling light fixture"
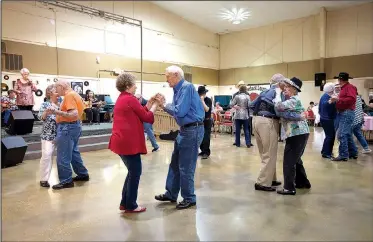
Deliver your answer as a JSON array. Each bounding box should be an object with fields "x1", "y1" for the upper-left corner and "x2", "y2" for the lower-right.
[{"x1": 220, "y1": 8, "x2": 251, "y2": 25}]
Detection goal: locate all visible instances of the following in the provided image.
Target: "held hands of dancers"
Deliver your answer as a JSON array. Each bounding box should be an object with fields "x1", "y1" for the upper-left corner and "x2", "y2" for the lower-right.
[{"x1": 329, "y1": 94, "x2": 339, "y2": 103}]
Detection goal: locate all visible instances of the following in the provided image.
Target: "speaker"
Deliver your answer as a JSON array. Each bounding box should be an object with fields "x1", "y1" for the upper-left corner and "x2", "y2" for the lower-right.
[
  {"x1": 8, "y1": 110, "x2": 35, "y2": 135},
  {"x1": 1, "y1": 136, "x2": 28, "y2": 168},
  {"x1": 315, "y1": 73, "x2": 326, "y2": 87}
]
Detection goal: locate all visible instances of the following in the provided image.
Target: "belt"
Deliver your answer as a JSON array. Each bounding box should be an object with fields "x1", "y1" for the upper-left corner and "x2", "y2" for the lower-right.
[
  {"x1": 254, "y1": 115, "x2": 279, "y2": 120},
  {"x1": 182, "y1": 121, "x2": 204, "y2": 128},
  {"x1": 58, "y1": 120, "x2": 80, "y2": 124},
  {"x1": 204, "y1": 118, "x2": 211, "y2": 121}
]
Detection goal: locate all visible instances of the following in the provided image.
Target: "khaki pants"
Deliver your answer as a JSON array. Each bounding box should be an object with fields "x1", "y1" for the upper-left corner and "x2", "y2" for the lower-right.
[{"x1": 253, "y1": 116, "x2": 280, "y2": 187}]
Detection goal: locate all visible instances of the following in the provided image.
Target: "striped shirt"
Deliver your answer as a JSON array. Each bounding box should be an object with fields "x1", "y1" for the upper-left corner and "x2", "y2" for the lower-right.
[{"x1": 353, "y1": 95, "x2": 364, "y2": 126}]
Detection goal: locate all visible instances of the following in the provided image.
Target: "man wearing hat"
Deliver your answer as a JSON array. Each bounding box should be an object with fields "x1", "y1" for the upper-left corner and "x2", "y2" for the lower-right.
[
  {"x1": 198, "y1": 86, "x2": 213, "y2": 159},
  {"x1": 330, "y1": 72, "x2": 358, "y2": 161}
]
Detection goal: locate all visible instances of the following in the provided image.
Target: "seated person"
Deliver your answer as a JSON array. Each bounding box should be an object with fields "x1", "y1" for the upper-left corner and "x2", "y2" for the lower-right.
[
  {"x1": 364, "y1": 99, "x2": 373, "y2": 116},
  {"x1": 84, "y1": 90, "x2": 103, "y2": 124},
  {"x1": 1, "y1": 90, "x2": 18, "y2": 126}
]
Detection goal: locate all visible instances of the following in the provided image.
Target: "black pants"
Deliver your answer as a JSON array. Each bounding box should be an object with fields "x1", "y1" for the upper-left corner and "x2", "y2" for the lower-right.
[
  {"x1": 200, "y1": 119, "x2": 212, "y2": 156},
  {"x1": 320, "y1": 119, "x2": 335, "y2": 157},
  {"x1": 18, "y1": 105, "x2": 33, "y2": 111},
  {"x1": 85, "y1": 108, "x2": 99, "y2": 123},
  {"x1": 283, "y1": 134, "x2": 310, "y2": 191}
]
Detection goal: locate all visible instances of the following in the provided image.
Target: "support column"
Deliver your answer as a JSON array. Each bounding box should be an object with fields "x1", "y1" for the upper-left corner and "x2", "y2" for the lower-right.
[{"x1": 319, "y1": 7, "x2": 327, "y2": 73}]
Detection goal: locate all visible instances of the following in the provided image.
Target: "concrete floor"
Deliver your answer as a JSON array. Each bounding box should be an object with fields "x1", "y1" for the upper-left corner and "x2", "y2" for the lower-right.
[{"x1": 2, "y1": 127, "x2": 373, "y2": 241}]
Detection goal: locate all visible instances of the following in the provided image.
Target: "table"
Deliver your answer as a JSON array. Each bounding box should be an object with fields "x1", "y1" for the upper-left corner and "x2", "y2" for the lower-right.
[{"x1": 362, "y1": 116, "x2": 373, "y2": 142}]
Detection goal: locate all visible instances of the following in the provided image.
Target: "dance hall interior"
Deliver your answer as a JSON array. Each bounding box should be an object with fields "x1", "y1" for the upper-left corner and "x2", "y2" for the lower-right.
[{"x1": 2, "y1": 1, "x2": 373, "y2": 241}]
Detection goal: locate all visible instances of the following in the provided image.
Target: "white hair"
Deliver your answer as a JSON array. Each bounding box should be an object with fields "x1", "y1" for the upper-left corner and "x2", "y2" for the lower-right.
[
  {"x1": 323, "y1": 83, "x2": 335, "y2": 94},
  {"x1": 20, "y1": 68, "x2": 30, "y2": 74},
  {"x1": 165, "y1": 65, "x2": 184, "y2": 80}
]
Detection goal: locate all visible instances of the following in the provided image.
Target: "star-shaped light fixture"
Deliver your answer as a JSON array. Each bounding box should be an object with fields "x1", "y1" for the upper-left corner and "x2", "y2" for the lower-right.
[{"x1": 220, "y1": 8, "x2": 251, "y2": 25}]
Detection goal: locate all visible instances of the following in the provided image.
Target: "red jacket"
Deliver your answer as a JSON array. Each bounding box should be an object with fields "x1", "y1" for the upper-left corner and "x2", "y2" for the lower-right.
[
  {"x1": 109, "y1": 92, "x2": 154, "y2": 155},
  {"x1": 336, "y1": 83, "x2": 357, "y2": 111}
]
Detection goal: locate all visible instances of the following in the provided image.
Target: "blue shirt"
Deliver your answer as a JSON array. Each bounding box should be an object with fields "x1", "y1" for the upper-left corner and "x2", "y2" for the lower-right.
[
  {"x1": 164, "y1": 79, "x2": 204, "y2": 126},
  {"x1": 319, "y1": 93, "x2": 337, "y2": 120}
]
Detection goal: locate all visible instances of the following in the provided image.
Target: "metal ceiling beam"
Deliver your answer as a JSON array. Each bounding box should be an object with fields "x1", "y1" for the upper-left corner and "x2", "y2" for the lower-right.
[{"x1": 39, "y1": 0, "x2": 142, "y2": 27}]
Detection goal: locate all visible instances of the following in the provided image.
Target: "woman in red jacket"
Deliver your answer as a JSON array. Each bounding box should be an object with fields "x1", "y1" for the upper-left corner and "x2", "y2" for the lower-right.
[{"x1": 109, "y1": 72, "x2": 159, "y2": 213}]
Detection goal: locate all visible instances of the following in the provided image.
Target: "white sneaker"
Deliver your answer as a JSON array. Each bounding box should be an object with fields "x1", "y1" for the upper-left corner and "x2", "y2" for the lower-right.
[{"x1": 362, "y1": 149, "x2": 372, "y2": 154}]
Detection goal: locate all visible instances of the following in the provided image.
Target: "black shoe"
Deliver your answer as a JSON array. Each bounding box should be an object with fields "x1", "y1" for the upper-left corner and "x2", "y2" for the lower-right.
[
  {"x1": 198, "y1": 152, "x2": 204, "y2": 156},
  {"x1": 52, "y1": 182, "x2": 74, "y2": 190},
  {"x1": 246, "y1": 144, "x2": 252, "y2": 148},
  {"x1": 73, "y1": 175, "x2": 90, "y2": 182},
  {"x1": 233, "y1": 143, "x2": 236, "y2": 146},
  {"x1": 176, "y1": 200, "x2": 196, "y2": 210},
  {"x1": 40, "y1": 181, "x2": 50, "y2": 188},
  {"x1": 155, "y1": 194, "x2": 176, "y2": 203},
  {"x1": 322, "y1": 154, "x2": 332, "y2": 159},
  {"x1": 295, "y1": 183, "x2": 311, "y2": 189},
  {"x1": 331, "y1": 156, "x2": 348, "y2": 162},
  {"x1": 271, "y1": 181, "x2": 282, "y2": 186},
  {"x1": 152, "y1": 147, "x2": 160, "y2": 152},
  {"x1": 277, "y1": 189, "x2": 296, "y2": 195},
  {"x1": 254, "y1": 183, "x2": 276, "y2": 192},
  {"x1": 349, "y1": 155, "x2": 358, "y2": 159},
  {"x1": 201, "y1": 154, "x2": 209, "y2": 159}
]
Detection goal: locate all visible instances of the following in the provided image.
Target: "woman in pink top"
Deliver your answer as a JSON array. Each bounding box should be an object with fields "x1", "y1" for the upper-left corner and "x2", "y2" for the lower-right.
[{"x1": 14, "y1": 68, "x2": 37, "y2": 110}]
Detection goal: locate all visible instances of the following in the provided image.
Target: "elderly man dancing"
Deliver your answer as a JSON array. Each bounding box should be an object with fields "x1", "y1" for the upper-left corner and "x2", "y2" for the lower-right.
[
  {"x1": 46, "y1": 80, "x2": 89, "y2": 190},
  {"x1": 155, "y1": 65, "x2": 205, "y2": 210}
]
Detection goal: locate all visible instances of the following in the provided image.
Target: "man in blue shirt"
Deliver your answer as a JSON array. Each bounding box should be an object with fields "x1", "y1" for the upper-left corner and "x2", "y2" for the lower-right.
[
  {"x1": 155, "y1": 65, "x2": 204, "y2": 210},
  {"x1": 318, "y1": 82, "x2": 337, "y2": 158}
]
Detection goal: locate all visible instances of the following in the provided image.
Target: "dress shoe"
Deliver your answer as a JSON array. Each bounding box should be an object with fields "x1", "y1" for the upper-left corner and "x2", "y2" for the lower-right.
[
  {"x1": 349, "y1": 155, "x2": 358, "y2": 159},
  {"x1": 176, "y1": 200, "x2": 196, "y2": 210},
  {"x1": 254, "y1": 183, "x2": 276, "y2": 192},
  {"x1": 155, "y1": 194, "x2": 176, "y2": 203},
  {"x1": 295, "y1": 183, "x2": 311, "y2": 189},
  {"x1": 271, "y1": 181, "x2": 282, "y2": 186},
  {"x1": 322, "y1": 154, "x2": 332, "y2": 159},
  {"x1": 73, "y1": 175, "x2": 90, "y2": 182},
  {"x1": 52, "y1": 181, "x2": 74, "y2": 190},
  {"x1": 201, "y1": 154, "x2": 209, "y2": 159},
  {"x1": 277, "y1": 189, "x2": 296, "y2": 195},
  {"x1": 331, "y1": 156, "x2": 348, "y2": 162},
  {"x1": 40, "y1": 181, "x2": 50, "y2": 188}
]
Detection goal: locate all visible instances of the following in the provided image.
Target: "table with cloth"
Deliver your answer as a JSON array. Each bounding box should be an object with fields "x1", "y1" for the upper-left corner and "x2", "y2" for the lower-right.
[{"x1": 363, "y1": 116, "x2": 373, "y2": 142}]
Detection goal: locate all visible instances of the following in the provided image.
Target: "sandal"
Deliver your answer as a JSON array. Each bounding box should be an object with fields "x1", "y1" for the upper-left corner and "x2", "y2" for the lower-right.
[{"x1": 124, "y1": 206, "x2": 146, "y2": 213}]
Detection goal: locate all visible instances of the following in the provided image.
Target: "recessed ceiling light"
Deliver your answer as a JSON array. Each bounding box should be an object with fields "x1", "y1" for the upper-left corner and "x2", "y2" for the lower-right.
[{"x1": 220, "y1": 8, "x2": 251, "y2": 25}]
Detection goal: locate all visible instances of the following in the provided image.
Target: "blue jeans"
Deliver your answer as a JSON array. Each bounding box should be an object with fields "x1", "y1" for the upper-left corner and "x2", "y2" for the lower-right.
[
  {"x1": 352, "y1": 123, "x2": 369, "y2": 150},
  {"x1": 119, "y1": 154, "x2": 142, "y2": 210},
  {"x1": 3, "y1": 110, "x2": 11, "y2": 125},
  {"x1": 165, "y1": 125, "x2": 204, "y2": 203},
  {"x1": 56, "y1": 122, "x2": 89, "y2": 184},
  {"x1": 235, "y1": 119, "x2": 251, "y2": 146},
  {"x1": 144, "y1": 122, "x2": 159, "y2": 149},
  {"x1": 320, "y1": 119, "x2": 336, "y2": 156},
  {"x1": 336, "y1": 110, "x2": 358, "y2": 158}
]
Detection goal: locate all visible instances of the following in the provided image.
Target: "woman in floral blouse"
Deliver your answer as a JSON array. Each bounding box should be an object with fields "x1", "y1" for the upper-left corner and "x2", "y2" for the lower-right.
[
  {"x1": 14, "y1": 68, "x2": 38, "y2": 110},
  {"x1": 274, "y1": 77, "x2": 311, "y2": 195},
  {"x1": 37, "y1": 84, "x2": 60, "y2": 188}
]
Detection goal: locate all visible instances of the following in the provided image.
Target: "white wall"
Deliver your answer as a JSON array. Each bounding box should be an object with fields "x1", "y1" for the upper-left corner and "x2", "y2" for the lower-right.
[
  {"x1": 1, "y1": 1, "x2": 219, "y2": 69},
  {"x1": 1, "y1": 71, "x2": 219, "y2": 111}
]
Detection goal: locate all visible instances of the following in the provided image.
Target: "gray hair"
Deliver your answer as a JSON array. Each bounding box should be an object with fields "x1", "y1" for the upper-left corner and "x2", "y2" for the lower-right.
[
  {"x1": 269, "y1": 73, "x2": 286, "y2": 85},
  {"x1": 20, "y1": 68, "x2": 30, "y2": 74},
  {"x1": 116, "y1": 72, "x2": 136, "y2": 92},
  {"x1": 323, "y1": 83, "x2": 335, "y2": 94},
  {"x1": 165, "y1": 65, "x2": 184, "y2": 80},
  {"x1": 45, "y1": 84, "x2": 56, "y2": 99},
  {"x1": 55, "y1": 79, "x2": 71, "y2": 90}
]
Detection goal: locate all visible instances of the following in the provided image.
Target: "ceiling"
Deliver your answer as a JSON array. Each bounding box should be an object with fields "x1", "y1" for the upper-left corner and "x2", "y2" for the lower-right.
[{"x1": 152, "y1": 1, "x2": 372, "y2": 34}]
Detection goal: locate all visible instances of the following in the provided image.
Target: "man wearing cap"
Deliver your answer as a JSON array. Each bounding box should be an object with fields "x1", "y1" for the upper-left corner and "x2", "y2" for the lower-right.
[
  {"x1": 198, "y1": 86, "x2": 213, "y2": 159},
  {"x1": 330, "y1": 72, "x2": 358, "y2": 161}
]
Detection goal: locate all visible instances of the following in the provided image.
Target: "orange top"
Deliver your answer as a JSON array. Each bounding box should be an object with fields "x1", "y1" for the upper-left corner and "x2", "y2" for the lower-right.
[{"x1": 57, "y1": 91, "x2": 84, "y2": 123}]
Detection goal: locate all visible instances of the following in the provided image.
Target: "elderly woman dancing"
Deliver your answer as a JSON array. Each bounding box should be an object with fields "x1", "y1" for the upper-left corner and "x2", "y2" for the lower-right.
[
  {"x1": 109, "y1": 72, "x2": 160, "y2": 213},
  {"x1": 38, "y1": 84, "x2": 60, "y2": 188},
  {"x1": 275, "y1": 77, "x2": 311, "y2": 195}
]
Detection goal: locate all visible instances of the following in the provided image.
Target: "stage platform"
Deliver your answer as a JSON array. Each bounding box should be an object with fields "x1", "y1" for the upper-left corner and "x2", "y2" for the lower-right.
[{"x1": 1, "y1": 122, "x2": 113, "y2": 160}]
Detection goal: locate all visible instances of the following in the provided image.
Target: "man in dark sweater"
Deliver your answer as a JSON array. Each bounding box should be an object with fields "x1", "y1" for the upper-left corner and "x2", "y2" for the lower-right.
[{"x1": 198, "y1": 86, "x2": 213, "y2": 159}]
